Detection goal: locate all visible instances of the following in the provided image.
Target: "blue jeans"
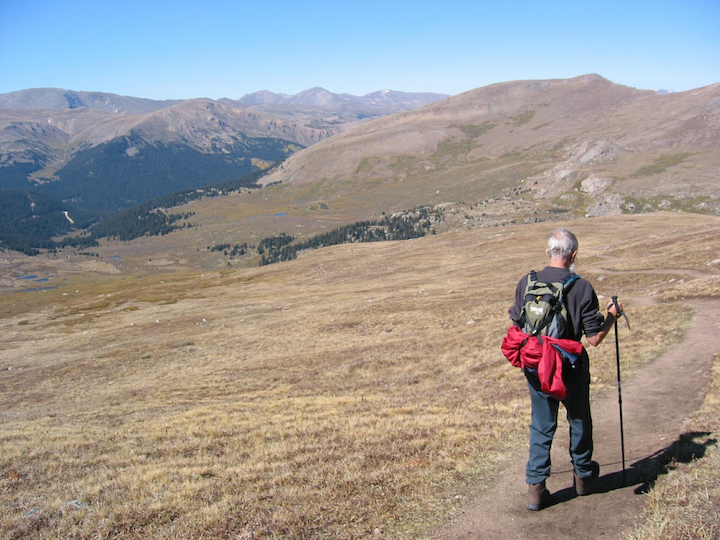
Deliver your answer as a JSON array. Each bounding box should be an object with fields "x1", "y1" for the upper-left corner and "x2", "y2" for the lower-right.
[{"x1": 524, "y1": 352, "x2": 594, "y2": 484}]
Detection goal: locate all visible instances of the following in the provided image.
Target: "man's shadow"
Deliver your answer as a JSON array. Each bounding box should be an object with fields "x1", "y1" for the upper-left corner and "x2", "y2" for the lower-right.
[{"x1": 551, "y1": 431, "x2": 717, "y2": 505}]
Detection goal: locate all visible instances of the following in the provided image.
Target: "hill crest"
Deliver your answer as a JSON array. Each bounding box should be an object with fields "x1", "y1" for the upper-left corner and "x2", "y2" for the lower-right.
[{"x1": 260, "y1": 74, "x2": 720, "y2": 217}]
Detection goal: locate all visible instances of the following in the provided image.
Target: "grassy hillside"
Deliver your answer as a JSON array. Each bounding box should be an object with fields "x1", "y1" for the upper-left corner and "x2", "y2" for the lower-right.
[
  {"x1": 60, "y1": 75, "x2": 717, "y2": 277},
  {"x1": 259, "y1": 76, "x2": 720, "y2": 217},
  {"x1": 1, "y1": 212, "x2": 718, "y2": 539}
]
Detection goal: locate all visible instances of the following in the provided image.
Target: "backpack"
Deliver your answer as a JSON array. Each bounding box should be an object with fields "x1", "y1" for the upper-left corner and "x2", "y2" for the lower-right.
[{"x1": 520, "y1": 270, "x2": 579, "y2": 339}]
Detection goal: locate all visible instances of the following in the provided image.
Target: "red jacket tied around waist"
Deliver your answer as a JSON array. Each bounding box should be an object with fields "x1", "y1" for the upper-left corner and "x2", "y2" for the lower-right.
[{"x1": 501, "y1": 325, "x2": 585, "y2": 400}]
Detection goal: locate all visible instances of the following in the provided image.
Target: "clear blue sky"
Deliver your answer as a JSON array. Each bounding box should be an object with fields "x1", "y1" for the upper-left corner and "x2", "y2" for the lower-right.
[{"x1": 1, "y1": 0, "x2": 718, "y2": 100}]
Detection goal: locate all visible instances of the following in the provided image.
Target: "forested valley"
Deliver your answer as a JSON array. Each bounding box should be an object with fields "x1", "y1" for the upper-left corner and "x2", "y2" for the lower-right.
[{"x1": 0, "y1": 169, "x2": 267, "y2": 254}]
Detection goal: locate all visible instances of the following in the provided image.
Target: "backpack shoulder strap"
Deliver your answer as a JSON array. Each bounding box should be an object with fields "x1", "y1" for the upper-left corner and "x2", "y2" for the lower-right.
[
  {"x1": 551, "y1": 273, "x2": 579, "y2": 312},
  {"x1": 558, "y1": 273, "x2": 580, "y2": 302},
  {"x1": 525, "y1": 270, "x2": 538, "y2": 291}
]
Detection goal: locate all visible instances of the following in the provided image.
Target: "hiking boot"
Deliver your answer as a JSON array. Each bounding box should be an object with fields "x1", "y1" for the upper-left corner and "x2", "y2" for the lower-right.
[
  {"x1": 526, "y1": 480, "x2": 551, "y2": 511},
  {"x1": 574, "y1": 461, "x2": 600, "y2": 496}
]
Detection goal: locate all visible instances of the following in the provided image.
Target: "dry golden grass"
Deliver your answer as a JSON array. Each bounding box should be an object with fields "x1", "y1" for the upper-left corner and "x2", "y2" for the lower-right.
[
  {"x1": 624, "y1": 352, "x2": 720, "y2": 540},
  {"x1": 1, "y1": 212, "x2": 719, "y2": 539},
  {"x1": 623, "y1": 248, "x2": 720, "y2": 540}
]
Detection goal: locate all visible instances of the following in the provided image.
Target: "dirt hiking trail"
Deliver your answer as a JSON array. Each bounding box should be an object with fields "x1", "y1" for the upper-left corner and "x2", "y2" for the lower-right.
[{"x1": 432, "y1": 297, "x2": 720, "y2": 540}]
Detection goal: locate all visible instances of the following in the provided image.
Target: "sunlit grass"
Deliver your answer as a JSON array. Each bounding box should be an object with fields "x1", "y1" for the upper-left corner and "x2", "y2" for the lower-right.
[
  {"x1": 624, "y1": 353, "x2": 720, "y2": 540},
  {"x1": 1, "y1": 213, "x2": 719, "y2": 539}
]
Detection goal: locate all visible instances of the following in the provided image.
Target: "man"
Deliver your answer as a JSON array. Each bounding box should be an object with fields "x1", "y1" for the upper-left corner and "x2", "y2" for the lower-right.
[{"x1": 507, "y1": 227, "x2": 622, "y2": 511}]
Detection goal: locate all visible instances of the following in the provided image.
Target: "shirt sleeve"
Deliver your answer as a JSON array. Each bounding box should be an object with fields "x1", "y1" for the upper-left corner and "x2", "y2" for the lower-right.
[
  {"x1": 576, "y1": 282, "x2": 604, "y2": 338},
  {"x1": 508, "y1": 275, "x2": 528, "y2": 325}
]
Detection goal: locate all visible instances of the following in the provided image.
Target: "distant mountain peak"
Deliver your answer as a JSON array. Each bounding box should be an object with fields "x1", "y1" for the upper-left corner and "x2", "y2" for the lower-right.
[
  {"x1": 236, "y1": 90, "x2": 292, "y2": 105},
  {"x1": 235, "y1": 88, "x2": 450, "y2": 108}
]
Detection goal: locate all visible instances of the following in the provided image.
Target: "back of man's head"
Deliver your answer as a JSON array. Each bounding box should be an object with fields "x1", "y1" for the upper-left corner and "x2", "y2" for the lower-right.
[{"x1": 547, "y1": 228, "x2": 578, "y2": 261}]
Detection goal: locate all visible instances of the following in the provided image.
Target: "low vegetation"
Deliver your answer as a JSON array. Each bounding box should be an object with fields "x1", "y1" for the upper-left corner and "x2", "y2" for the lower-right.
[
  {"x1": 632, "y1": 153, "x2": 694, "y2": 177},
  {"x1": 1, "y1": 213, "x2": 718, "y2": 539},
  {"x1": 624, "y1": 361, "x2": 720, "y2": 539},
  {"x1": 507, "y1": 110, "x2": 536, "y2": 127},
  {"x1": 257, "y1": 207, "x2": 439, "y2": 266}
]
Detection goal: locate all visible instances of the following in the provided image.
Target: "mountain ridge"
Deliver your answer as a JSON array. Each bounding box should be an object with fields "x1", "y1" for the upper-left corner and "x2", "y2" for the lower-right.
[
  {"x1": 233, "y1": 87, "x2": 449, "y2": 109},
  {"x1": 0, "y1": 88, "x2": 183, "y2": 114},
  {"x1": 0, "y1": 86, "x2": 450, "y2": 187},
  {"x1": 0, "y1": 86, "x2": 449, "y2": 115},
  {"x1": 259, "y1": 74, "x2": 720, "y2": 216}
]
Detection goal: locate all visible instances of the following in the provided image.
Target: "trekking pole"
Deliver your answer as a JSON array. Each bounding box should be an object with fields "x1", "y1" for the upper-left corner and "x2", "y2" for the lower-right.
[{"x1": 612, "y1": 295, "x2": 627, "y2": 487}]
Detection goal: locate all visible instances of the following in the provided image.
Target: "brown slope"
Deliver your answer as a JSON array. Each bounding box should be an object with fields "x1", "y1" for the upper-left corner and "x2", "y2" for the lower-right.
[
  {"x1": 259, "y1": 74, "x2": 720, "y2": 217},
  {"x1": 131, "y1": 99, "x2": 335, "y2": 148},
  {"x1": 0, "y1": 100, "x2": 329, "y2": 180},
  {"x1": 0, "y1": 99, "x2": 330, "y2": 153}
]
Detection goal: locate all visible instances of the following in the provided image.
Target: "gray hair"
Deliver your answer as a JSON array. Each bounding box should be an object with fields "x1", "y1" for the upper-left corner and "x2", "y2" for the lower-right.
[{"x1": 547, "y1": 228, "x2": 578, "y2": 261}]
